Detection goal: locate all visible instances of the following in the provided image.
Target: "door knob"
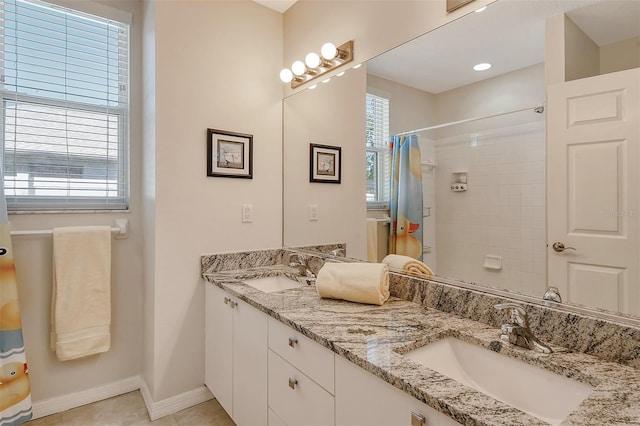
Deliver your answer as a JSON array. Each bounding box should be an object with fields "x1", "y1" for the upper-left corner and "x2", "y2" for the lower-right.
[{"x1": 552, "y1": 242, "x2": 576, "y2": 252}]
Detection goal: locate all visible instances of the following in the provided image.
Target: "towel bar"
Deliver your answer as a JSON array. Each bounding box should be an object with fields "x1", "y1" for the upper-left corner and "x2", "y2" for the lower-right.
[{"x1": 9, "y1": 219, "x2": 129, "y2": 239}]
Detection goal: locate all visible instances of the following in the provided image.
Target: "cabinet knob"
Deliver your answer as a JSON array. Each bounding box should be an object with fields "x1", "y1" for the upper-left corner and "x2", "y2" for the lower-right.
[
  {"x1": 288, "y1": 378, "x2": 298, "y2": 390},
  {"x1": 288, "y1": 337, "x2": 298, "y2": 348},
  {"x1": 411, "y1": 412, "x2": 425, "y2": 426}
]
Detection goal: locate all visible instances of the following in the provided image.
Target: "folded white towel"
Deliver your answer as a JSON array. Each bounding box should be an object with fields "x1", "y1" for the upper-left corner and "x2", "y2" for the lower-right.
[
  {"x1": 316, "y1": 262, "x2": 389, "y2": 305},
  {"x1": 51, "y1": 226, "x2": 111, "y2": 361},
  {"x1": 382, "y1": 254, "x2": 433, "y2": 279}
]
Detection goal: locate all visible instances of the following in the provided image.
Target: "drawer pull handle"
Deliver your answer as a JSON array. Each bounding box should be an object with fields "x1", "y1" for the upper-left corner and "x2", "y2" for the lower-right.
[
  {"x1": 288, "y1": 378, "x2": 298, "y2": 390},
  {"x1": 288, "y1": 337, "x2": 298, "y2": 348},
  {"x1": 224, "y1": 298, "x2": 237, "y2": 308},
  {"x1": 411, "y1": 412, "x2": 425, "y2": 426}
]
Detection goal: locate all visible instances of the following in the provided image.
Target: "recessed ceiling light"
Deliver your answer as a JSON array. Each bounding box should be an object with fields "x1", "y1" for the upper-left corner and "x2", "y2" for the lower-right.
[{"x1": 473, "y1": 63, "x2": 492, "y2": 71}]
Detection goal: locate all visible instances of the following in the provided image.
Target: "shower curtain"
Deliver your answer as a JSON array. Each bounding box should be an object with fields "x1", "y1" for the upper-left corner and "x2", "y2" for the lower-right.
[
  {"x1": 0, "y1": 172, "x2": 32, "y2": 426},
  {"x1": 389, "y1": 134, "x2": 424, "y2": 261}
]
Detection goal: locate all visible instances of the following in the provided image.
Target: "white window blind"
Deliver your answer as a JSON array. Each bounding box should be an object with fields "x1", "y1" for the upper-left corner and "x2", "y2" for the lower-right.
[
  {"x1": 0, "y1": 0, "x2": 130, "y2": 211},
  {"x1": 365, "y1": 92, "x2": 390, "y2": 208}
]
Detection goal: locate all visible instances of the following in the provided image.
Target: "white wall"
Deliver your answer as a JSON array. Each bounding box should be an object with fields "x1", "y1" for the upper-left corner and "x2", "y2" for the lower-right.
[
  {"x1": 433, "y1": 64, "x2": 546, "y2": 297},
  {"x1": 143, "y1": 0, "x2": 283, "y2": 402},
  {"x1": 600, "y1": 36, "x2": 640, "y2": 75},
  {"x1": 9, "y1": 0, "x2": 144, "y2": 404},
  {"x1": 284, "y1": 67, "x2": 367, "y2": 260},
  {"x1": 564, "y1": 15, "x2": 600, "y2": 82}
]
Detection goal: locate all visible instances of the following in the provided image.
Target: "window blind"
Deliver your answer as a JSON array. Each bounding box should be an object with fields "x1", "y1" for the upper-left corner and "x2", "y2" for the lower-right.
[
  {"x1": 0, "y1": 0, "x2": 130, "y2": 211},
  {"x1": 365, "y1": 92, "x2": 390, "y2": 208}
]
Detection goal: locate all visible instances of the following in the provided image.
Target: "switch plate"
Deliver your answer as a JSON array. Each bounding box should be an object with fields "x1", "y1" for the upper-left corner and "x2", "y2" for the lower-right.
[
  {"x1": 310, "y1": 204, "x2": 318, "y2": 221},
  {"x1": 242, "y1": 204, "x2": 253, "y2": 223}
]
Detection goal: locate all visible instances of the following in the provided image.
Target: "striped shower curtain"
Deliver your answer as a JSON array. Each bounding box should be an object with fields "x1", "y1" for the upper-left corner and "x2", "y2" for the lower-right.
[
  {"x1": 389, "y1": 134, "x2": 424, "y2": 261},
  {"x1": 0, "y1": 173, "x2": 32, "y2": 425}
]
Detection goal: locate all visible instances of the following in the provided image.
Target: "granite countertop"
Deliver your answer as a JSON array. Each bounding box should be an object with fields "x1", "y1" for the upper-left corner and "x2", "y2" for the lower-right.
[{"x1": 203, "y1": 266, "x2": 640, "y2": 426}]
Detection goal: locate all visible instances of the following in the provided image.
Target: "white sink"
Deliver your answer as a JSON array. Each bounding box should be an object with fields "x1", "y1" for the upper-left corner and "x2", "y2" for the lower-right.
[
  {"x1": 403, "y1": 337, "x2": 594, "y2": 425},
  {"x1": 243, "y1": 275, "x2": 304, "y2": 293}
]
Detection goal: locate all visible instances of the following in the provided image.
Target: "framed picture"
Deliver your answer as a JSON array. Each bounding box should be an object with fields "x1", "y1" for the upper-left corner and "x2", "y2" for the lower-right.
[
  {"x1": 310, "y1": 143, "x2": 341, "y2": 184},
  {"x1": 207, "y1": 128, "x2": 253, "y2": 178}
]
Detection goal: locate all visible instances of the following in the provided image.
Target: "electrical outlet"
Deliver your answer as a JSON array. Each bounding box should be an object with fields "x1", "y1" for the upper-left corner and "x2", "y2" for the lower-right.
[
  {"x1": 242, "y1": 204, "x2": 253, "y2": 223},
  {"x1": 310, "y1": 204, "x2": 318, "y2": 221}
]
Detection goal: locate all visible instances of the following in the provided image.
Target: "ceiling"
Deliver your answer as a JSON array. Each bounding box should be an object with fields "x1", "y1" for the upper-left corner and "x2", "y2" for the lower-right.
[
  {"x1": 366, "y1": 0, "x2": 640, "y2": 94},
  {"x1": 253, "y1": 0, "x2": 298, "y2": 13}
]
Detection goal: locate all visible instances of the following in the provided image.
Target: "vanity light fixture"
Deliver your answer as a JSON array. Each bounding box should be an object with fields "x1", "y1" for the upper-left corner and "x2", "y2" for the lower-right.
[
  {"x1": 279, "y1": 40, "x2": 354, "y2": 89},
  {"x1": 473, "y1": 62, "x2": 492, "y2": 71}
]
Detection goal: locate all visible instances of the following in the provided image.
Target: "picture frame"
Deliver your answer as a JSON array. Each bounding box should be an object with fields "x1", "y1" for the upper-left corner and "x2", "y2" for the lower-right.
[
  {"x1": 207, "y1": 128, "x2": 253, "y2": 179},
  {"x1": 309, "y1": 143, "x2": 341, "y2": 184}
]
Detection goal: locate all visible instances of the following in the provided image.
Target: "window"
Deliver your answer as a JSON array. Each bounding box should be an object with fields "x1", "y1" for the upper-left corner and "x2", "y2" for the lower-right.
[
  {"x1": 1, "y1": 0, "x2": 130, "y2": 211},
  {"x1": 365, "y1": 92, "x2": 390, "y2": 208}
]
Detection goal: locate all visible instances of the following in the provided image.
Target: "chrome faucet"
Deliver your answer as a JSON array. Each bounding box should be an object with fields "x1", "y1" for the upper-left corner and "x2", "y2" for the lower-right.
[
  {"x1": 543, "y1": 286, "x2": 562, "y2": 303},
  {"x1": 494, "y1": 303, "x2": 552, "y2": 354},
  {"x1": 330, "y1": 248, "x2": 345, "y2": 257},
  {"x1": 286, "y1": 253, "x2": 316, "y2": 279}
]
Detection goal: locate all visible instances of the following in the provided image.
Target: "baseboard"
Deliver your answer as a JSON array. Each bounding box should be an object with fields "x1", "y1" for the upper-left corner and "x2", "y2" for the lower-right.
[
  {"x1": 32, "y1": 375, "x2": 141, "y2": 420},
  {"x1": 139, "y1": 380, "x2": 213, "y2": 421}
]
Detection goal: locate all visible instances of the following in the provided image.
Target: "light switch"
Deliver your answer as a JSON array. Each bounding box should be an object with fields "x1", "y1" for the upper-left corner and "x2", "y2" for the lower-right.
[{"x1": 310, "y1": 204, "x2": 318, "y2": 221}]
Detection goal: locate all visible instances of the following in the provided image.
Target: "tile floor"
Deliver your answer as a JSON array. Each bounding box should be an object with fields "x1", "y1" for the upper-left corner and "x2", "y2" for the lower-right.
[{"x1": 23, "y1": 391, "x2": 235, "y2": 425}]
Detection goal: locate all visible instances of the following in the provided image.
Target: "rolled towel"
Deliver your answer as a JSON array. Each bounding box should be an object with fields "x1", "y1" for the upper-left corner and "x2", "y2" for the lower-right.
[
  {"x1": 316, "y1": 262, "x2": 389, "y2": 305},
  {"x1": 382, "y1": 254, "x2": 433, "y2": 279}
]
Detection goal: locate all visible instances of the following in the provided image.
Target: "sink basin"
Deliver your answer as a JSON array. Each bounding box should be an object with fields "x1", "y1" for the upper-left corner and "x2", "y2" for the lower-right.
[
  {"x1": 402, "y1": 337, "x2": 594, "y2": 425},
  {"x1": 243, "y1": 275, "x2": 304, "y2": 293}
]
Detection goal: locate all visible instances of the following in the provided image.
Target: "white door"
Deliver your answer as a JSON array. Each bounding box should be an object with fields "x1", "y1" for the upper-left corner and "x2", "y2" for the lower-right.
[{"x1": 547, "y1": 68, "x2": 640, "y2": 316}]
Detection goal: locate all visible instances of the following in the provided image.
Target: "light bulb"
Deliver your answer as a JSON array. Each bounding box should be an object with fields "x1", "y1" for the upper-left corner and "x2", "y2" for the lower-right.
[
  {"x1": 473, "y1": 62, "x2": 492, "y2": 71},
  {"x1": 321, "y1": 42, "x2": 337, "y2": 60},
  {"x1": 336, "y1": 71, "x2": 345, "y2": 77},
  {"x1": 352, "y1": 63, "x2": 362, "y2": 69},
  {"x1": 305, "y1": 52, "x2": 321, "y2": 69},
  {"x1": 291, "y1": 60, "x2": 306, "y2": 76},
  {"x1": 322, "y1": 78, "x2": 331, "y2": 83},
  {"x1": 279, "y1": 68, "x2": 293, "y2": 83},
  {"x1": 308, "y1": 84, "x2": 317, "y2": 90}
]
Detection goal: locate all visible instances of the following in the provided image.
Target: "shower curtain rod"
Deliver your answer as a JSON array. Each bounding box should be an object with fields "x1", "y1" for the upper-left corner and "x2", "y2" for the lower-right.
[{"x1": 393, "y1": 103, "x2": 545, "y2": 137}]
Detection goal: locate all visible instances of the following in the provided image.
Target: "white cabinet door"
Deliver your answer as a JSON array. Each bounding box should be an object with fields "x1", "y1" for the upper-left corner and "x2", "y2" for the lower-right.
[
  {"x1": 205, "y1": 285, "x2": 268, "y2": 425},
  {"x1": 233, "y1": 298, "x2": 268, "y2": 426},
  {"x1": 205, "y1": 284, "x2": 234, "y2": 416},
  {"x1": 335, "y1": 356, "x2": 460, "y2": 426}
]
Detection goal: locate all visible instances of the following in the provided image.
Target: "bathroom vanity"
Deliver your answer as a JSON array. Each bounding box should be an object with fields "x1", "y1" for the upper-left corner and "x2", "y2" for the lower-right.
[{"x1": 202, "y1": 251, "x2": 640, "y2": 426}]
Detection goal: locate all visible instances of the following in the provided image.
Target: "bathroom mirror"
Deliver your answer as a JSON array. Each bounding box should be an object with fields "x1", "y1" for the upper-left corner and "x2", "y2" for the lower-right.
[{"x1": 283, "y1": 0, "x2": 640, "y2": 321}]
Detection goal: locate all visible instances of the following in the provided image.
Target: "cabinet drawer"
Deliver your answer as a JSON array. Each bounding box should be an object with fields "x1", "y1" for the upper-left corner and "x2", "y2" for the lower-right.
[
  {"x1": 268, "y1": 317, "x2": 334, "y2": 393},
  {"x1": 268, "y1": 349, "x2": 335, "y2": 426}
]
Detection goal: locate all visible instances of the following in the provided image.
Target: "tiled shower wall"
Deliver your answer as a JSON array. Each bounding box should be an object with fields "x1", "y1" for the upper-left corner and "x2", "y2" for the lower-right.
[{"x1": 433, "y1": 122, "x2": 546, "y2": 297}]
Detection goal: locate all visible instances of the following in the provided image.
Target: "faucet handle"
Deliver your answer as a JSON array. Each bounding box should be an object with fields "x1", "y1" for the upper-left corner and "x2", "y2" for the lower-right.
[{"x1": 494, "y1": 302, "x2": 529, "y2": 328}]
